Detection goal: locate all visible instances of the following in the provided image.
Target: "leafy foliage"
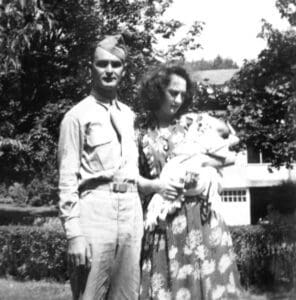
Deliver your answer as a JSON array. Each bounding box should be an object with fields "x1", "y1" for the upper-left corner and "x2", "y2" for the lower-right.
[
  {"x1": 0, "y1": 0, "x2": 54, "y2": 75},
  {"x1": 0, "y1": 0, "x2": 100, "y2": 187},
  {"x1": 1, "y1": 0, "x2": 295, "y2": 205},
  {"x1": 231, "y1": 224, "x2": 296, "y2": 290},
  {"x1": 7, "y1": 182, "x2": 28, "y2": 206},
  {"x1": 276, "y1": 0, "x2": 296, "y2": 26},
  {"x1": 192, "y1": 17, "x2": 296, "y2": 168},
  {"x1": 226, "y1": 23, "x2": 296, "y2": 168},
  {"x1": 0, "y1": 225, "x2": 67, "y2": 281}
]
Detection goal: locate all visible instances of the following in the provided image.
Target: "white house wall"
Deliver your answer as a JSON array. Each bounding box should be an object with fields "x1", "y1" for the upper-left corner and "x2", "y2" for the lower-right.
[
  {"x1": 221, "y1": 150, "x2": 296, "y2": 188},
  {"x1": 218, "y1": 150, "x2": 296, "y2": 226}
]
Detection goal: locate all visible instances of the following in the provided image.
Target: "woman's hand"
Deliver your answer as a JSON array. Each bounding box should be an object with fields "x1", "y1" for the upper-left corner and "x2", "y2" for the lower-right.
[
  {"x1": 137, "y1": 176, "x2": 184, "y2": 200},
  {"x1": 155, "y1": 178, "x2": 184, "y2": 201}
]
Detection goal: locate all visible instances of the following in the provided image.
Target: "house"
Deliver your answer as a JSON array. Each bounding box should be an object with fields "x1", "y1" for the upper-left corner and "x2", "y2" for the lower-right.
[{"x1": 192, "y1": 69, "x2": 296, "y2": 226}]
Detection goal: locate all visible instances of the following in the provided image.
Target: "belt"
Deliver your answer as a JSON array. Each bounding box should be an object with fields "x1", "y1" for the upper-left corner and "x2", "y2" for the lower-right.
[
  {"x1": 110, "y1": 182, "x2": 136, "y2": 193},
  {"x1": 79, "y1": 179, "x2": 137, "y2": 194}
]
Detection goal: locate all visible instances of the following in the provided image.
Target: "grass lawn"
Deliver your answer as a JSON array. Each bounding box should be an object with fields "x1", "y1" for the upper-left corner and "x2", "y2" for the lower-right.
[
  {"x1": 0, "y1": 278, "x2": 295, "y2": 300},
  {"x1": 0, "y1": 278, "x2": 71, "y2": 300}
]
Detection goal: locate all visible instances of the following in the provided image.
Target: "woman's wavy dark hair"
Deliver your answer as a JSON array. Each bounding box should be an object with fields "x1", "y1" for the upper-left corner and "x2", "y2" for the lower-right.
[{"x1": 136, "y1": 65, "x2": 194, "y2": 129}]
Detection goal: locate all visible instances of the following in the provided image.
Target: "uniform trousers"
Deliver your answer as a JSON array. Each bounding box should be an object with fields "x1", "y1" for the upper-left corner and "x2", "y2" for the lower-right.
[{"x1": 69, "y1": 186, "x2": 143, "y2": 300}]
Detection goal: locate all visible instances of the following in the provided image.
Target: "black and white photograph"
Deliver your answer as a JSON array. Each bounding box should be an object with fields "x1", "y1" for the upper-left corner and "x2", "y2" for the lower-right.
[{"x1": 0, "y1": 0, "x2": 295, "y2": 299}]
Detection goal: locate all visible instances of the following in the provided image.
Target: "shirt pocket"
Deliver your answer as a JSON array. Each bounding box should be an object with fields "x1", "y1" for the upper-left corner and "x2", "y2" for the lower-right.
[{"x1": 85, "y1": 123, "x2": 115, "y2": 171}]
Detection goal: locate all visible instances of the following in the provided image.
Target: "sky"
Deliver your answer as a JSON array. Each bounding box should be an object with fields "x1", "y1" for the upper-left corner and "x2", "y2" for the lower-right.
[{"x1": 159, "y1": 0, "x2": 290, "y2": 66}]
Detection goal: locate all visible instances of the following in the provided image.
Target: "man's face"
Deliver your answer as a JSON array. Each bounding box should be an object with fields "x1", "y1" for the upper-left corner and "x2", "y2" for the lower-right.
[
  {"x1": 92, "y1": 47, "x2": 125, "y2": 92},
  {"x1": 158, "y1": 74, "x2": 187, "y2": 118}
]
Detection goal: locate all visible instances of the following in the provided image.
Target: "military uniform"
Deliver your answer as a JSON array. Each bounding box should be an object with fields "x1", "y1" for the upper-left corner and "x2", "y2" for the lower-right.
[{"x1": 58, "y1": 92, "x2": 143, "y2": 299}]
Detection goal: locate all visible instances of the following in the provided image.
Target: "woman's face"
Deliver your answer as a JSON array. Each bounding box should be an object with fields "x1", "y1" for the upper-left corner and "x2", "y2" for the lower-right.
[{"x1": 157, "y1": 74, "x2": 187, "y2": 121}]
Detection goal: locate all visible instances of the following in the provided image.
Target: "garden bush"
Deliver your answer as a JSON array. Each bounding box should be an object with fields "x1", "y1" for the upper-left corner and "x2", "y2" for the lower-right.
[
  {"x1": 231, "y1": 224, "x2": 296, "y2": 291},
  {"x1": 0, "y1": 225, "x2": 67, "y2": 282},
  {"x1": 0, "y1": 224, "x2": 295, "y2": 291}
]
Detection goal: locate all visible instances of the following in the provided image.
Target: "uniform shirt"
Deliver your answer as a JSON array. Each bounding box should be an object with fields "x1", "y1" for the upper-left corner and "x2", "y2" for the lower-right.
[{"x1": 58, "y1": 93, "x2": 138, "y2": 239}]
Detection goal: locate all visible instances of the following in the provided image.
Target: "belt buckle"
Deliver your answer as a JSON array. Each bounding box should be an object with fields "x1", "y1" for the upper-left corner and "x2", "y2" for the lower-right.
[{"x1": 112, "y1": 182, "x2": 128, "y2": 193}]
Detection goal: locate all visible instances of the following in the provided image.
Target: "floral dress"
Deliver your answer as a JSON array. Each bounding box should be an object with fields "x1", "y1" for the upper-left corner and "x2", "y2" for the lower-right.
[{"x1": 138, "y1": 113, "x2": 242, "y2": 300}]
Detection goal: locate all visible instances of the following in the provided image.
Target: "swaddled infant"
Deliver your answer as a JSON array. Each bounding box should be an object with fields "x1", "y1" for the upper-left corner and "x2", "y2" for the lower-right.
[{"x1": 145, "y1": 113, "x2": 239, "y2": 230}]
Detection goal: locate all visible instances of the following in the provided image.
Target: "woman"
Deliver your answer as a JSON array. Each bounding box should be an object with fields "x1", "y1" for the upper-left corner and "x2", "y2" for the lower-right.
[{"x1": 136, "y1": 65, "x2": 242, "y2": 300}]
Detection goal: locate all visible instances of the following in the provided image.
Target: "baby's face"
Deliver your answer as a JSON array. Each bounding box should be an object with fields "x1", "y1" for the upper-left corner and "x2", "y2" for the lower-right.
[{"x1": 213, "y1": 119, "x2": 230, "y2": 139}]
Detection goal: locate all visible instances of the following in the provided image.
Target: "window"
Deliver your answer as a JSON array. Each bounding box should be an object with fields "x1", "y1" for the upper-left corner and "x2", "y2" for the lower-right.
[
  {"x1": 222, "y1": 189, "x2": 247, "y2": 202},
  {"x1": 247, "y1": 145, "x2": 260, "y2": 163},
  {"x1": 247, "y1": 145, "x2": 272, "y2": 164}
]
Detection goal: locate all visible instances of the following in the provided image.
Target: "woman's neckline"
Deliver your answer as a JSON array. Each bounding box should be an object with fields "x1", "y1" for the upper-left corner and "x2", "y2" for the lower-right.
[{"x1": 156, "y1": 117, "x2": 178, "y2": 129}]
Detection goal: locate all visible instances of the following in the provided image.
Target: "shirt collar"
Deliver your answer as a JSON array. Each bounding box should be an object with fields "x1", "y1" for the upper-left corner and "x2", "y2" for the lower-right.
[{"x1": 90, "y1": 89, "x2": 121, "y2": 111}]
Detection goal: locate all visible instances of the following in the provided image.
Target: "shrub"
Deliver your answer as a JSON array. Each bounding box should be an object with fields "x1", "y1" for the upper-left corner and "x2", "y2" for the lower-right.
[
  {"x1": 33, "y1": 217, "x2": 63, "y2": 231},
  {"x1": 7, "y1": 183, "x2": 28, "y2": 206},
  {"x1": 0, "y1": 175, "x2": 59, "y2": 207},
  {"x1": 26, "y1": 176, "x2": 59, "y2": 207},
  {"x1": 0, "y1": 183, "x2": 12, "y2": 204},
  {"x1": 0, "y1": 226, "x2": 67, "y2": 282},
  {"x1": 231, "y1": 224, "x2": 296, "y2": 291},
  {"x1": 0, "y1": 224, "x2": 295, "y2": 291}
]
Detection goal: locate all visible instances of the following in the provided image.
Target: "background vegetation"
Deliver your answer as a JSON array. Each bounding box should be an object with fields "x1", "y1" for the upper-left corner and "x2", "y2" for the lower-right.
[
  {"x1": 0, "y1": 223, "x2": 295, "y2": 293},
  {"x1": 185, "y1": 55, "x2": 239, "y2": 72},
  {"x1": 0, "y1": 0, "x2": 203, "y2": 206},
  {"x1": 0, "y1": 0, "x2": 295, "y2": 208}
]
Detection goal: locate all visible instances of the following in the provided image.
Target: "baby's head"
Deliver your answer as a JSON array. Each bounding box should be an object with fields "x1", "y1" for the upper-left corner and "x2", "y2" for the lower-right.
[{"x1": 211, "y1": 118, "x2": 230, "y2": 139}]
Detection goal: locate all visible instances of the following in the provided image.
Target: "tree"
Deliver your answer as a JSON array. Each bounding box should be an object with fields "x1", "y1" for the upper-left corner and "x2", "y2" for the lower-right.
[
  {"x1": 0, "y1": 0, "x2": 102, "y2": 190},
  {"x1": 193, "y1": 16, "x2": 296, "y2": 169},
  {"x1": 189, "y1": 0, "x2": 296, "y2": 169},
  {"x1": 227, "y1": 20, "x2": 296, "y2": 169},
  {"x1": 276, "y1": 0, "x2": 296, "y2": 26},
  {"x1": 185, "y1": 56, "x2": 238, "y2": 72}
]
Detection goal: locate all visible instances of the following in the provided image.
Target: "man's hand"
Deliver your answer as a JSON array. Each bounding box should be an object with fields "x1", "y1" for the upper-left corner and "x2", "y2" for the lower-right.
[{"x1": 67, "y1": 236, "x2": 92, "y2": 269}]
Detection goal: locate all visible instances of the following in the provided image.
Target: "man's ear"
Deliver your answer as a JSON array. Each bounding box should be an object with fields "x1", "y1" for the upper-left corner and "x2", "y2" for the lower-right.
[
  {"x1": 122, "y1": 62, "x2": 127, "y2": 77},
  {"x1": 88, "y1": 61, "x2": 93, "y2": 78}
]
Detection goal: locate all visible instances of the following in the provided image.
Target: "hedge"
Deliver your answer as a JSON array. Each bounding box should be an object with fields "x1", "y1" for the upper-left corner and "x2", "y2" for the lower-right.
[
  {"x1": 0, "y1": 224, "x2": 295, "y2": 290},
  {"x1": 0, "y1": 226, "x2": 67, "y2": 281},
  {"x1": 231, "y1": 224, "x2": 296, "y2": 291}
]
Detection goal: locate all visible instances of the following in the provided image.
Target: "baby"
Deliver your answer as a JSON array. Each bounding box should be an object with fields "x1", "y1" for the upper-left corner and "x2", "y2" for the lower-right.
[{"x1": 145, "y1": 113, "x2": 239, "y2": 230}]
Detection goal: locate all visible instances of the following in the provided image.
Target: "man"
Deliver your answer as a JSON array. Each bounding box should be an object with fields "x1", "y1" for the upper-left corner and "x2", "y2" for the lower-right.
[{"x1": 58, "y1": 35, "x2": 143, "y2": 299}]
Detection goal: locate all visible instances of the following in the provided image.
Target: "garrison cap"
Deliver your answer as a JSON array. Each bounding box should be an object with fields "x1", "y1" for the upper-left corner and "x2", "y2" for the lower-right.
[{"x1": 96, "y1": 34, "x2": 127, "y2": 61}]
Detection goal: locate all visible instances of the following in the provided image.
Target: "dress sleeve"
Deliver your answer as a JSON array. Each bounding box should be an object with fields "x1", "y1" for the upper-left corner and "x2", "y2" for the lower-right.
[
  {"x1": 137, "y1": 129, "x2": 153, "y2": 179},
  {"x1": 136, "y1": 130, "x2": 157, "y2": 209}
]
